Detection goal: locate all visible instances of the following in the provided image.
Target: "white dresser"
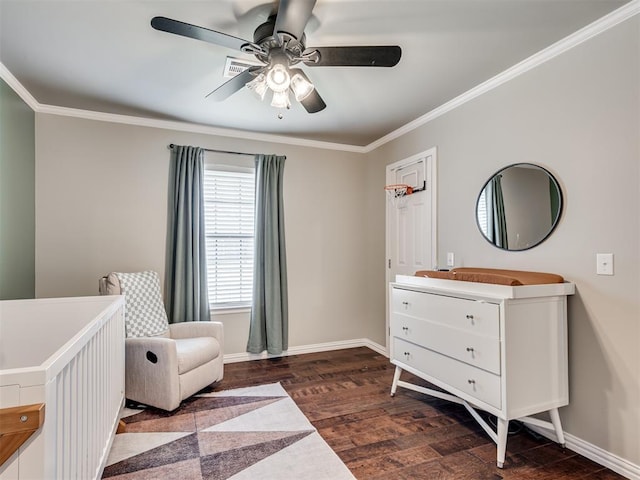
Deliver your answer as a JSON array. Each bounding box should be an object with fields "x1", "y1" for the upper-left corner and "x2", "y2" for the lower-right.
[{"x1": 389, "y1": 275, "x2": 575, "y2": 467}]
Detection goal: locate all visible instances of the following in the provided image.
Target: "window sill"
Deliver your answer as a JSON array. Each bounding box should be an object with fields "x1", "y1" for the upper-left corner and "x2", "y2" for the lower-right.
[{"x1": 211, "y1": 306, "x2": 251, "y2": 316}]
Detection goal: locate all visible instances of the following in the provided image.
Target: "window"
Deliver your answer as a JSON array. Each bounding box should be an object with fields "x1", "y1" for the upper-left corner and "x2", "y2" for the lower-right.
[
  {"x1": 477, "y1": 186, "x2": 489, "y2": 238},
  {"x1": 203, "y1": 165, "x2": 255, "y2": 309},
  {"x1": 477, "y1": 183, "x2": 495, "y2": 242}
]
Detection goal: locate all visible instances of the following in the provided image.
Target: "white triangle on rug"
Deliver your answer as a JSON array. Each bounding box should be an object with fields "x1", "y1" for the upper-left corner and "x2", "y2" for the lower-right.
[
  {"x1": 226, "y1": 431, "x2": 356, "y2": 480},
  {"x1": 105, "y1": 432, "x2": 192, "y2": 466},
  {"x1": 198, "y1": 382, "x2": 286, "y2": 398},
  {"x1": 202, "y1": 396, "x2": 313, "y2": 432},
  {"x1": 119, "y1": 406, "x2": 144, "y2": 418}
]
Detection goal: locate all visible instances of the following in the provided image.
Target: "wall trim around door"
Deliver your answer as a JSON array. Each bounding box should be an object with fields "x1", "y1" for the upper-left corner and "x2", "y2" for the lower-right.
[{"x1": 385, "y1": 147, "x2": 438, "y2": 350}]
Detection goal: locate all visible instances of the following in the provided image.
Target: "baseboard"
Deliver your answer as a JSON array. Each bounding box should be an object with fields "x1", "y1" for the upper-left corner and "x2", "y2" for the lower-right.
[
  {"x1": 223, "y1": 338, "x2": 388, "y2": 364},
  {"x1": 526, "y1": 424, "x2": 639, "y2": 480}
]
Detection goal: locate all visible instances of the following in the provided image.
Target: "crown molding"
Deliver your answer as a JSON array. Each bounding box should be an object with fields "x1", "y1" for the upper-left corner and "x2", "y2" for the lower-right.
[
  {"x1": 34, "y1": 103, "x2": 366, "y2": 153},
  {"x1": 362, "y1": 0, "x2": 640, "y2": 153},
  {"x1": 2, "y1": 0, "x2": 637, "y2": 155},
  {"x1": 0, "y1": 63, "x2": 40, "y2": 111}
]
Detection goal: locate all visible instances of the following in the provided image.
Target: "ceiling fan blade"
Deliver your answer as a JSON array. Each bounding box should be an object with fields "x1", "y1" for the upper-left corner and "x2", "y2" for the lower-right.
[
  {"x1": 290, "y1": 69, "x2": 326, "y2": 113},
  {"x1": 151, "y1": 16, "x2": 259, "y2": 53},
  {"x1": 303, "y1": 46, "x2": 402, "y2": 67},
  {"x1": 205, "y1": 67, "x2": 260, "y2": 101},
  {"x1": 274, "y1": 0, "x2": 317, "y2": 41}
]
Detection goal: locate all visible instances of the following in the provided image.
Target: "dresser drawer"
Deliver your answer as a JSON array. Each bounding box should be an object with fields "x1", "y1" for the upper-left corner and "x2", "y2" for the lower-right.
[
  {"x1": 393, "y1": 337, "x2": 502, "y2": 409},
  {"x1": 391, "y1": 313, "x2": 501, "y2": 374},
  {"x1": 391, "y1": 287, "x2": 500, "y2": 338}
]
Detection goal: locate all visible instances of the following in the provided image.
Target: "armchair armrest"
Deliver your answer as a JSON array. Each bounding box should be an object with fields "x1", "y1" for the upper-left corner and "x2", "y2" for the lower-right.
[
  {"x1": 168, "y1": 322, "x2": 225, "y2": 387},
  {"x1": 169, "y1": 321, "x2": 224, "y2": 342},
  {"x1": 126, "y1": 336, "x2": 178, "y2": 363},
  {"x1": 125, "y1": 336, "x2": 181, "y2": 410}
]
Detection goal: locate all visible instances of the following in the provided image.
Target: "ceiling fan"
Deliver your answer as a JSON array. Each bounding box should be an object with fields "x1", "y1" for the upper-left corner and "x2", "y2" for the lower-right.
[{"x1": 151, "y1": 0, "x2": 402, "y2": 114}]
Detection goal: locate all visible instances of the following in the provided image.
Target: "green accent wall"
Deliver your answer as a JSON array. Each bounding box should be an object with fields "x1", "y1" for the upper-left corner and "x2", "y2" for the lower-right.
[{"x1": 0, "y1": 78, "x2": 35, "y2": 299}]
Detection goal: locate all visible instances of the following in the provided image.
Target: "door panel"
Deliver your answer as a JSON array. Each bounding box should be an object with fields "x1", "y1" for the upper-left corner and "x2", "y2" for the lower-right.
[{"x1": 385, "y1": 149, "x2": 437, "y2": 350}]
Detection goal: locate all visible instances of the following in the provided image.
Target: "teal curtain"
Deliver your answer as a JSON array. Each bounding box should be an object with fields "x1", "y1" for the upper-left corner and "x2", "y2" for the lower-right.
[
  {"x1": 490, "y1": 175, "x2": 509, "y2": 249},
  {"x1": 247, "y1": 154, "x2": 288, "y2": 355},
  {"x1": 165, "y1": 145, "x2": 210, "y2": 323}
]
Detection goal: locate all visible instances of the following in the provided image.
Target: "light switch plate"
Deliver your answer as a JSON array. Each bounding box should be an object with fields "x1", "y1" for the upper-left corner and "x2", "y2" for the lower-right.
[{"x1": 596, "y1": 253, "x2": 614, "y2": 275}]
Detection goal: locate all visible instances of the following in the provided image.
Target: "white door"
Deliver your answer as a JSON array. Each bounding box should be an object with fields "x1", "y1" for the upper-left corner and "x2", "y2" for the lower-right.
[{"x1": 385, "y1": 148, "x2": 437, "y2": 349}]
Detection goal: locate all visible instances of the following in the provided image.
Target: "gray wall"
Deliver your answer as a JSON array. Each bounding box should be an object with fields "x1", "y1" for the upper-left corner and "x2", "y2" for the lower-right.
[
  {"x1": 0, "y1": 78, "x2": 35, "y2": 299},
  {"x1": 366, "y1": 16, "x2": 639, "y2": 465},
  {"x1": 34, "y1": 115, "x2": 374, "y2": 354}
]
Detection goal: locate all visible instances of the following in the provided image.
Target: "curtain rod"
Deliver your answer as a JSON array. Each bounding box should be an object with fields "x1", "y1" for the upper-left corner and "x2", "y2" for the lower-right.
[{"x1": 169, "y1": 144, "x2": 257, "y2": 157}]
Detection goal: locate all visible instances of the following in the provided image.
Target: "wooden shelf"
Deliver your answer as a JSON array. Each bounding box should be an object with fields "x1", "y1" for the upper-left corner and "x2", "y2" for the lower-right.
[{"x1": 0, "y1": 403, "x2": 45, "y2": 466}]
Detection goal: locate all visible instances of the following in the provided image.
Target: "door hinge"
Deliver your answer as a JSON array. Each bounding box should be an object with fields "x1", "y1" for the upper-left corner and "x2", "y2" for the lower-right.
[{"x1": 388, "y1": 259, "x2": 391, "y2": 268}]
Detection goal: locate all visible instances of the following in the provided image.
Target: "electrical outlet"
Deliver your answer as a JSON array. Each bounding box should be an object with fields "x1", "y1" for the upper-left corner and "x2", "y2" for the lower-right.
[
  {"x1": 596, "y1": 253, "x2": 614, "y2": 275},
  {"x1": 446, "y1": 252, "x2": 455, "y2": 267}
]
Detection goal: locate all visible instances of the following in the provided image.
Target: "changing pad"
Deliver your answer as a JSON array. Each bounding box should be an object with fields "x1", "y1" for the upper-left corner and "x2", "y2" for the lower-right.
[{"x1": 414, "y1": 267, "x2": 564, "y2": 286}]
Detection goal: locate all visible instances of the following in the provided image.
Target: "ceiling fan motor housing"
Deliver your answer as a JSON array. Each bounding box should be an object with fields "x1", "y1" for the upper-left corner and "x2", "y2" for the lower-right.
[{"x1": 253, "y1": 15, "x2": 306, "y2": 63}]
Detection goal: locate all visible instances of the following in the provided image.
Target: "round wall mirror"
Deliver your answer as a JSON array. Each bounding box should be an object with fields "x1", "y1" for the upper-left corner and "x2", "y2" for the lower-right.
[{"x1": 476, "y1": 163, "x2": 563, "y2": 251}]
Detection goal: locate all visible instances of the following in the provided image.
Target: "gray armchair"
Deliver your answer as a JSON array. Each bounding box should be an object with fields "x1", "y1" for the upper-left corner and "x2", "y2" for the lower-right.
[{"x1": 99, "y1": 271, "x2": 223, "y2": 411}]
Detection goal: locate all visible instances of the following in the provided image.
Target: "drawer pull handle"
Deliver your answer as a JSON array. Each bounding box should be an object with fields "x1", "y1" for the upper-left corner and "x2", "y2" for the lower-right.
[
  {"x1": 466, "y1": 314, "x2": 474, "y2": 320},
  {"x1": 466, "y1": 347, "x2": 474, "y2": 352},
  {"x1": 467, "y1": 379, "x2": 476, "y2": 385},
  {"x1": 402, "y1": 301, "x2": 409, "y2": 306},
  {"x1": 402, "y1": 326, "x2": 409, "y2": 332},
  {"x1": 404, "y1": 352, "x2": 410, "y2": 358}
]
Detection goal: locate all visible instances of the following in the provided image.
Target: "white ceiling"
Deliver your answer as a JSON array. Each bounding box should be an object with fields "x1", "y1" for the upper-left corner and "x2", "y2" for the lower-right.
[{"x1": 0, "y1": 0, "x2": 631, "y2": 147}]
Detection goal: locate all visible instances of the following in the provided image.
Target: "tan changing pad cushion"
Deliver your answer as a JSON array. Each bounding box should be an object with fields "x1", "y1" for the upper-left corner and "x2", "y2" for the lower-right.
[{"x1": 414, "y1": 267, "x2": 564, "y2": 286}]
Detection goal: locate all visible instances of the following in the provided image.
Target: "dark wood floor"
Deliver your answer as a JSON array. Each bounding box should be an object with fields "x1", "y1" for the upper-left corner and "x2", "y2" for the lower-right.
[{"x1": 221, "y1": 347, "x2": 625, "y2": 480}]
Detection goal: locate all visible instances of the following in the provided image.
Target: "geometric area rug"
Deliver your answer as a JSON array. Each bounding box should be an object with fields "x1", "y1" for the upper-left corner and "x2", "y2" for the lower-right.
[{"x1": 102, "y1": 383, "x2": 356, "y2": 479}]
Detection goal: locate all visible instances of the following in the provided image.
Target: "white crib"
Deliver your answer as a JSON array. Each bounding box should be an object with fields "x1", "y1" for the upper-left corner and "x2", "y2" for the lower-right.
[{"x1": 0, "y1": 296, "x2": 125, "y2": 480}]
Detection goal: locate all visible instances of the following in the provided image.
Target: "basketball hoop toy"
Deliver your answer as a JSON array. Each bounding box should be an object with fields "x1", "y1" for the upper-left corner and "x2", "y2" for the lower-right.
[{"x1": 384, "y1": 183, "x2": 413, "y2": 208}]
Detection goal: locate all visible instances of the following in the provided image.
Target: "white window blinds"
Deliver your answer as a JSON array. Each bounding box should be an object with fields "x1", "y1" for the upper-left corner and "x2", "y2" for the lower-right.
[
  {"x1": 203, "y1": 168, "x2": 255, "y2": 308},
  {"x1": 477, "y1": 187, "x2": 489, "y2": 238}
]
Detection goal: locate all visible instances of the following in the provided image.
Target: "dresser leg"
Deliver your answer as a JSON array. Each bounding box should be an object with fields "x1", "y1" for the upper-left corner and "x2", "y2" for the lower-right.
[
  {"x1": 496, "y1": 418, "x2": 509, "y2": 468},
  {"x1": 549, "y1": 408, "x2": 566, "y2": 447},
  {"x1": 390, "y1": 366, "x2": 402, "y2": 396}
]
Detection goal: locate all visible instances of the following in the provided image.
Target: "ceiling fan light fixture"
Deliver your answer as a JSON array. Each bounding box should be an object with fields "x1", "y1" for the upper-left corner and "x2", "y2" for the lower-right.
[
  {"x1": 290, "y1": 73, "x2": 314, "y2": 101},
  {"x1": 266, "y1": 64, "x2": 291, "y2": 93},
  {"x1": 246, "y1": 73, "x2": 268, "y2": 100},
  {"x1": 271, "y1": 89, "x2": 291, "y2": 109}
]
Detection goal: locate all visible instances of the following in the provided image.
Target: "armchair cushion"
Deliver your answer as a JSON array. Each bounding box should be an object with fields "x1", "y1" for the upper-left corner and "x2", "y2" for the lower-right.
[{"x1": 174, "y1": 337, "x2": 220, "y2": 375}]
